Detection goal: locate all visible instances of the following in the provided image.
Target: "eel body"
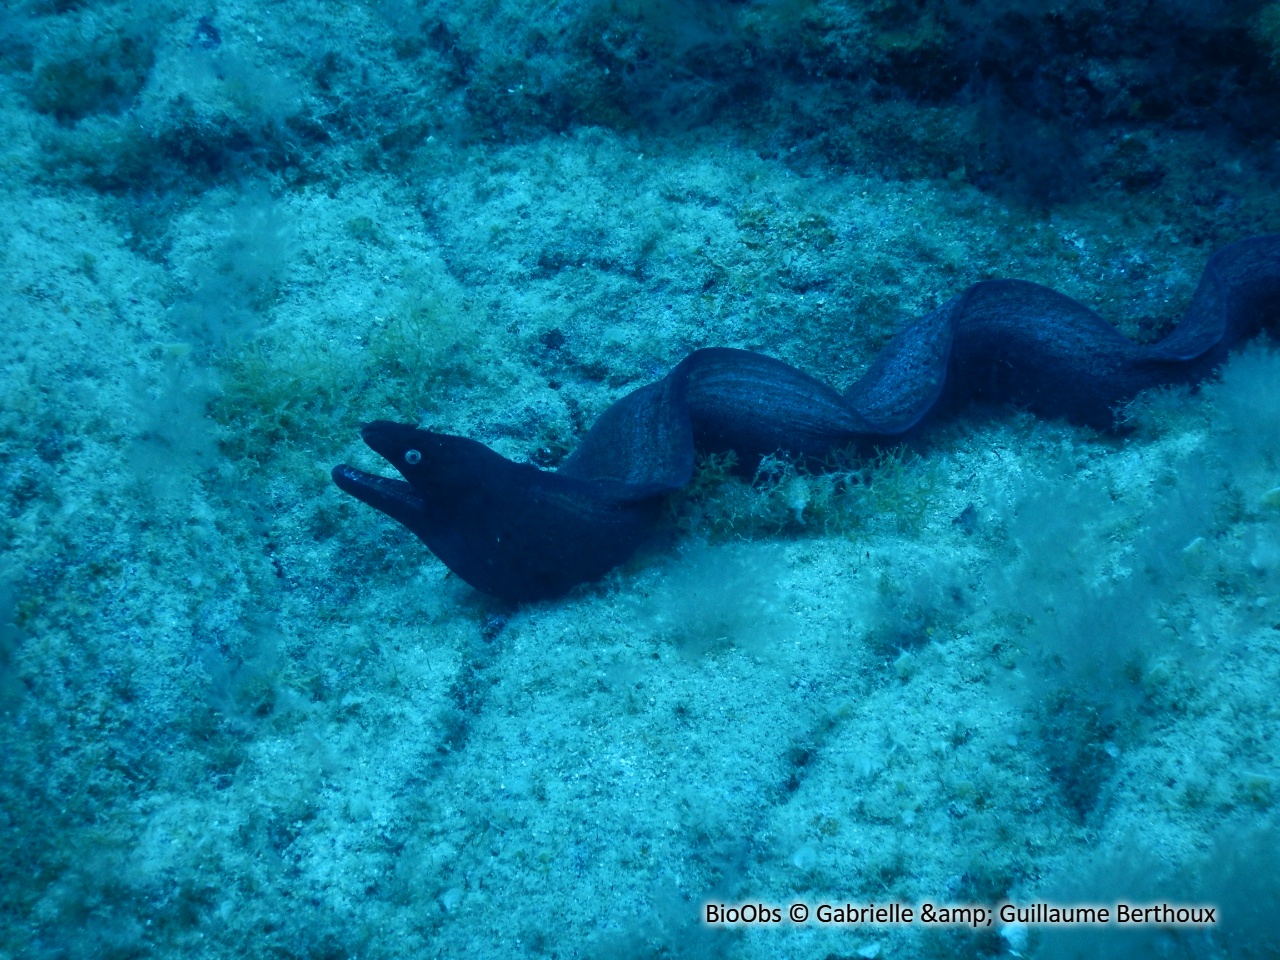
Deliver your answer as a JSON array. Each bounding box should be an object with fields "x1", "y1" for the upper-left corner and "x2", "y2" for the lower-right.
[{"x1": 332, "y1": 235, "x2": 1280, "y2": 603}]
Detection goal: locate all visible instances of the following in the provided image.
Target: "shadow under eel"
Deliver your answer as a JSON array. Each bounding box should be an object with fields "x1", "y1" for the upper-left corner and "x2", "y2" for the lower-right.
[{"x1": 332, "y1": 235, "x2": 1280, "y2": 603}]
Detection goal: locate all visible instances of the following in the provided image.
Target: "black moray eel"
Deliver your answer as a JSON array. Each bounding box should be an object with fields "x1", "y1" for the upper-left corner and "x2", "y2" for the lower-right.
[{"x1": 333, "y1": 235, "x2": 1280, "y2": 603}]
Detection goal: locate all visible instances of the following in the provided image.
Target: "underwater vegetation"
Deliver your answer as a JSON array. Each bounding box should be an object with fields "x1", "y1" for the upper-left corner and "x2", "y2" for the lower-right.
[
  {"x1": 4, "y1": 0, "x2": 1276, "y2": 211},
  {"x1": 421, "y1": 0, "x2": 1280, "y2": 204}
]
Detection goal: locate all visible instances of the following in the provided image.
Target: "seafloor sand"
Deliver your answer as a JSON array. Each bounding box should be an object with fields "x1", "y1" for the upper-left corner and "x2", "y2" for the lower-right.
[{"x1": 2, "y1": 1, "x2": 1280, "y2": 957}]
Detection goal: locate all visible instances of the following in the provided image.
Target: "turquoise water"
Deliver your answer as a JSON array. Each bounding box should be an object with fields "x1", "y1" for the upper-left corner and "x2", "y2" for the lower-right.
[{"x1": 2, "y1": 1, "x2": 1279, "y2": 957}]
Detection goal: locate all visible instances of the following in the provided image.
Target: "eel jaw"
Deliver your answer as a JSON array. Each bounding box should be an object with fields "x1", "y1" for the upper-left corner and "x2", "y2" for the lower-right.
[{"x1": 331, "y1": 464, "x2": 426, "y2": 530}]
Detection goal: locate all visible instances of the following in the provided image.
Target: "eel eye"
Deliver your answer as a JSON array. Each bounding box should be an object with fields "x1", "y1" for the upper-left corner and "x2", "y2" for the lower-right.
[{"x1": 404, "y1": 449, "x2": 422, "y2": 465}]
